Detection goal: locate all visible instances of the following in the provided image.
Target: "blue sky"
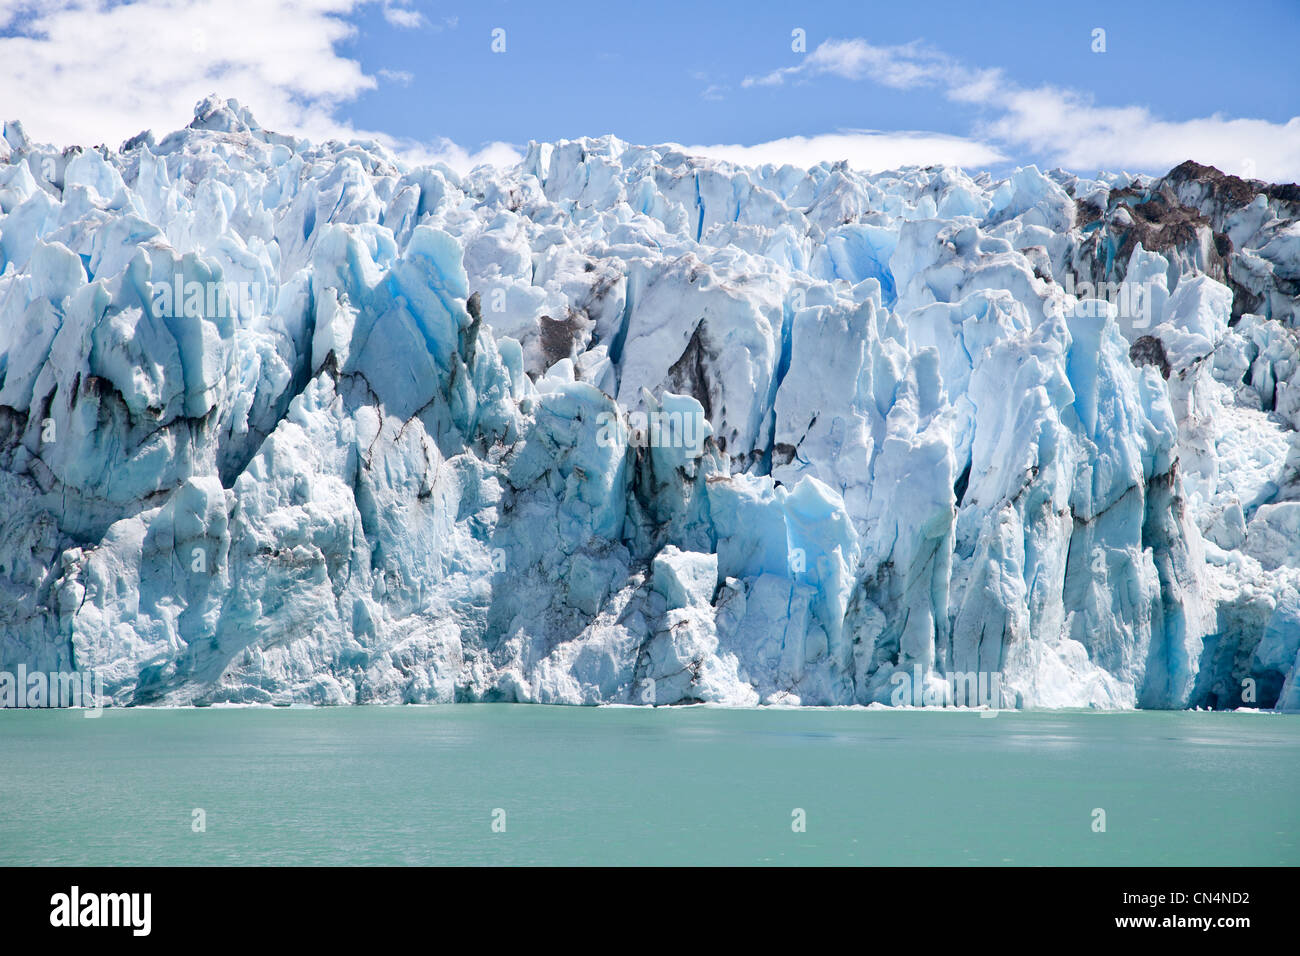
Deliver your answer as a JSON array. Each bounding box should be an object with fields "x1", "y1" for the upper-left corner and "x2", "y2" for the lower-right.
[
  {"x1": 3, "y1": 0, "x2": 1299, "y2": 178},
  {"x1": 338, "y1": 0, "x2": 1298, "y2": 147}
]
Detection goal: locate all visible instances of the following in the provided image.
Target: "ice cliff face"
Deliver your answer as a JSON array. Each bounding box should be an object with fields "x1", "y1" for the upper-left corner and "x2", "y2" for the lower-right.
[{"x1": 2, "y1": 96, "x2": 1299, "y2": 709}]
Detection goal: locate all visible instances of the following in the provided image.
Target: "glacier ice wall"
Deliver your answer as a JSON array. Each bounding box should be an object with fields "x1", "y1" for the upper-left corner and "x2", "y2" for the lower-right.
[{"x1": 2, "y1": 96, "x2": 1299, "y2": 709}]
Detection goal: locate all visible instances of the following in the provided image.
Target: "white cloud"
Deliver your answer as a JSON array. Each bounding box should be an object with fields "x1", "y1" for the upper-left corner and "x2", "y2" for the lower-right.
[
  {"x1": 743, "y1": 36, "x2": 1300, "y2": 181},
  {"x1": 398, "y1": 137, "x2": 523, "y2": 175},
  {"x1": 681, "y1": 130, "x2": 1005, "y2": 172},
  {"x1": 979, "y1": 85, "x2": 1300, "y2": 182},
  {"x1": 381, "y1": 2, "x2": 424, "y2": 29},
  {"x1": 0, "y1": 0, "x2": 516, "y2": 173},
  {"x1": 381, "y1": 3, "x2": 457, "y2": 32},
  {"x1": 744, "y1": 38, "x2": 957, "y2": 91},
  {"x1": 0, "y1": 0, "x2": 374, "y2": 147}
]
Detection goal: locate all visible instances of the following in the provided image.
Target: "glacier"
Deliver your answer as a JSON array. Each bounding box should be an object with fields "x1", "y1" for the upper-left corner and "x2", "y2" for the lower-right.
[{"x1": 1, "y1": 95, "x2": 1299, "y2": 710}]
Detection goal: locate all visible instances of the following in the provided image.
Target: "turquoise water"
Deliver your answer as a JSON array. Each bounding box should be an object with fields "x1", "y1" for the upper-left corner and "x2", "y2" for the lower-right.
[{"x1": 1, "y1": 706, "x2": 1296, "y2": 865}]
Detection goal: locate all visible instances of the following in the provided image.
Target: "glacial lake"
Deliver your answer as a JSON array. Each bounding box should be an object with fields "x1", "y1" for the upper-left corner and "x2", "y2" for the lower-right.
[{"x1": 1, "y1": 706, "x2": 1296, "y2": 866}]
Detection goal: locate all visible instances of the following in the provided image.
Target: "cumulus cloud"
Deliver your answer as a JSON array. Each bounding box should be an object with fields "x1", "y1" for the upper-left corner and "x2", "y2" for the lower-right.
[
  {"x1": 398, "y1": 137, "x2": 523, "y2": 174},
  {"x1": 980, "y1": 85, "x2": 1300, "y2": 181},
  {"x1": 743, "y1": 36, "x2": 1300, "y2": 181},
  {"x1": 380, "y1": 2, "x2": 424, "y2": 29},
  {"x1": 0, "y1": 0, "x2": 513, "y2": 173},
  {"x1": 682, "y1": 129, "x2": 1005, "y2": 172},
  {"x1": 744, "y1": 38, "x2": 958, "y2": 91},
  {"x1": 0, "y1": 0, "x2": 373, "y2": 147}
]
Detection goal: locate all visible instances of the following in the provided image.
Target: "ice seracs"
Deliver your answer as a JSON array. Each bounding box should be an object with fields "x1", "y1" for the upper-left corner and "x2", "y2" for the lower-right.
[{"x1": 1, "y1": 97, "x2": 1298, "y2": 710}]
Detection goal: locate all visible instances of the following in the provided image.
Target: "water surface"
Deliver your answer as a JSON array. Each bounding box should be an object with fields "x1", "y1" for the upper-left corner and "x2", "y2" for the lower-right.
[{"x1": 1, "y1": 706, "x2": 1295, "y2": 865}]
